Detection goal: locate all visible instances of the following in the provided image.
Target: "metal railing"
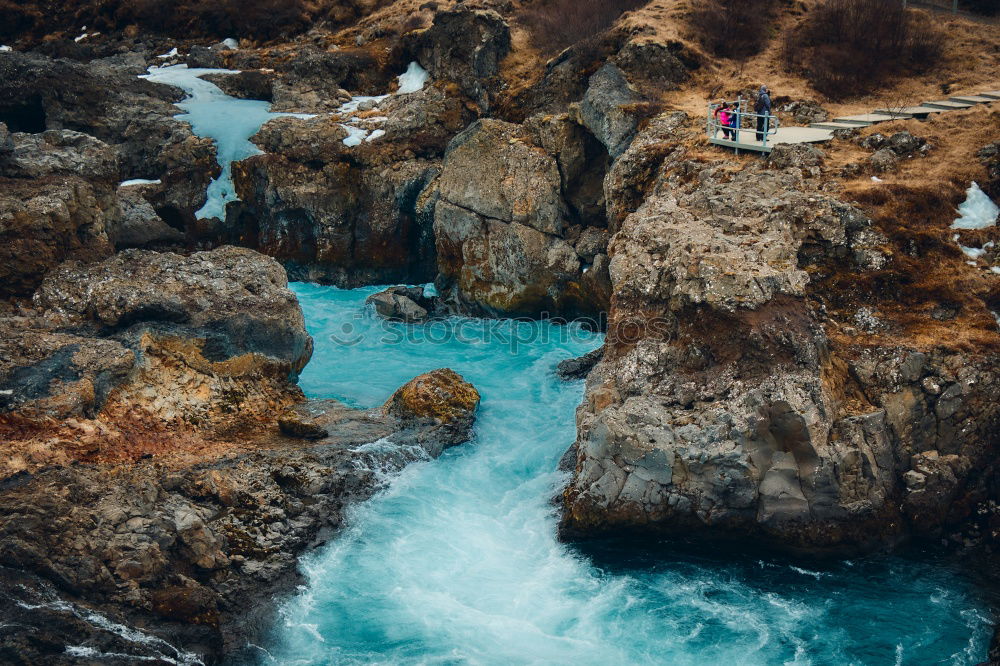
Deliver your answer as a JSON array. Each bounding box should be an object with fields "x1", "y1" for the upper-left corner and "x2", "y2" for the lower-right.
[{"x1": 706, "y1": 99, "x2": 780, "y2": 150}]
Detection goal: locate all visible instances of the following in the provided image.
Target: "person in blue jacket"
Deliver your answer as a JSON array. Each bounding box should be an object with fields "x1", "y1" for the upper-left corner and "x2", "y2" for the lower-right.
[{"x1": 754, "y1": 85, "x2": 772, "y2": 141}]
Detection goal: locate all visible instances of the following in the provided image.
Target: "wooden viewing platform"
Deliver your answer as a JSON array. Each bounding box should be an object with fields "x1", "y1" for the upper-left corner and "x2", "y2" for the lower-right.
[{"x1": 708, "y1": 88, "x2": 1000, "y2": 154}]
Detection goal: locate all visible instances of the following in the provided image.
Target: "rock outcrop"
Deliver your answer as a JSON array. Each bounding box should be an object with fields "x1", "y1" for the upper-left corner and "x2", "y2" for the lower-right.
[
  {"x1": 0, "y1": 129, "x2": 118, "y2": 297},
  {"x1": 0, "y1": 50, "x2": 219, "y2": 229},
  {"x1": 403, "y1": 6, "x2": 511, "y2": 111},
  {"x1": 227, "y1": 82, "x2": 475, "y2": 287},
  {"x1": 366, "y1": 285, "x2": 438, "y2": 322},
  {"x1": 0, "y1": 246, "x2": 480, "y2": 662},
  {"x1": 433, "y1": 118, "x2": 611, "y2": 318},
  {"x1": 578, "y1": 63, "x2": 645, "y2": 159},
  {"x1": 560, "y1": 117, "x2": 1000, "y2": 552}
]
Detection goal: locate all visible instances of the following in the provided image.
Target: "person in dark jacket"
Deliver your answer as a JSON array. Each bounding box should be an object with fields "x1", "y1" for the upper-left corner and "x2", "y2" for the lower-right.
[{"x1": 754, "y1": 85, "x2": 772, "y2": 142}]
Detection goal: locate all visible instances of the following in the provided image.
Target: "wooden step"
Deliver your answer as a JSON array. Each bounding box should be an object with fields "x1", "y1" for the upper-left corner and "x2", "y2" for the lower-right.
[
  {"x1": 949, "y1": 95, "x2": 996, "y2": 104},
  {"x1": 921, "y1": 100, "x2": 973, "y2": 110},
  {"x1": 873, "y1": 107, "x2": 937, "y2": 118},
  {"x1": 811, "y1": 121, "x2": 869, "y2": 130},
  {"x1": 833, "y1": 113, "x2": 898, "y2": 125}
]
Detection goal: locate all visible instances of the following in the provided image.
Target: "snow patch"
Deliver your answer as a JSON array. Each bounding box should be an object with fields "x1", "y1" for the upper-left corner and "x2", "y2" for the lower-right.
[
  {"x1": 221, "y1": 38, "x2": 239, "y2": 50},
  {"x1": 365, "y1": 129, "x2": 386, "y2": 142},
  {"x1": 960, "y1": 241, "x2": 994, "y2": 261},
  {"x1": 397, "y1": 61, "x2": 430, "y2": 94},
  {"x1": 871, "y1": 176, "x2": 883, "y2": 183},
  {"x1": 951, "y1": 182, "x2": 999, "y2": 230},
  {"x1": 120, "y1": 178, "x2": 162, "y2": 187},
  {"x1": 0, "y1": 46, "x2": 12, "y2": 52},
  {"x1": 341, "y1": 124, "x2": 369, "y2": 147},
  {"x1": 340, "y1": 95, "x2": 388, "y2": 114},
  {"x1": 157, "y1": 47, "x2": 179, "y2": 60}
]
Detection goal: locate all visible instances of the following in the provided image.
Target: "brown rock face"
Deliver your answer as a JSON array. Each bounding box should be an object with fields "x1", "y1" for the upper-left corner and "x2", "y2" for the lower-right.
[
  {"x1": 403, "y1": 6, "x2": 511, "y2": 111},
  {"x1": 0, "y1": 51, "x2": 219, "y2": 227}
]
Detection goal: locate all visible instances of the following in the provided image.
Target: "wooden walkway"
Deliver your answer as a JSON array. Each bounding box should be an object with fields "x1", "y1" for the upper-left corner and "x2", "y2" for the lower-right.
[{"x1": 708, "y1": 89, "x2": 1000, "y2": 153}]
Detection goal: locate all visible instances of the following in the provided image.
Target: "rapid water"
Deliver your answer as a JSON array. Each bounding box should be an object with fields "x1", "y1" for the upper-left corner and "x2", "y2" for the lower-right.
[{"x1": 260, "y1": 284, "x2": 994, "y2": 665}]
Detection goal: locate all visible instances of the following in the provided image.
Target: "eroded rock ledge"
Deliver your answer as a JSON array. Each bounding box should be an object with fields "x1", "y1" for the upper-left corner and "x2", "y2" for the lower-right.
[{"x1": 0, "y1": 247, "x2": 480, "y2": 663}]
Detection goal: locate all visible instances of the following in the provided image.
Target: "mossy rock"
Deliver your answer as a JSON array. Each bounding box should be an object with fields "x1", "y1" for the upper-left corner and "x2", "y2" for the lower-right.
[{"x1": 384, "y1": 368, "x2": 480, "y2": 424}]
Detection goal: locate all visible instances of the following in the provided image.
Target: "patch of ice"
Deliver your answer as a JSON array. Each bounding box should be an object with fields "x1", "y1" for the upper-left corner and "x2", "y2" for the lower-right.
[
  {"x1": 120, "y1": 178, "x2": 162, "y2": 187},
  {"x1": 340, "y1": 95, "x2": 388, "y2": 114},
  {"x1": 0, "y1": 46, "x2": 13, "y2": 53},
  {"x1": 222, "y1": 38, "x2": 239, "y2": 50},
  {"x1": 397, "y1": 61, "x2": 430, "y2": 94},
  {"x1": 157, "y1": 47, "x2": 179, "y2": 60},
  {"x1": 341, "y1": 124, "x2": 369, "y2": 146},
  {"x1": 951, "y1": 182, "x2": 999, "y2": 230},
  {"x1": 365, "y1": 129, "x2": 386, "y2": 142},
  {"x1": 74, "y1": 33, "x2": 89, "y2": 43}
]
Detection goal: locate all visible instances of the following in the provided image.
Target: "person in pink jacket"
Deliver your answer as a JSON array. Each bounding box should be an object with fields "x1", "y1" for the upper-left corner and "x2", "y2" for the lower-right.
[{"x1": 716, "y1": 102, "x2": 736, "y2": 140}]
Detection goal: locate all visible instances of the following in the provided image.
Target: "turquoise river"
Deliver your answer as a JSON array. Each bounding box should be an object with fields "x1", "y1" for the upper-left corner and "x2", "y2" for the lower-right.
[{"x1": 254, "y1": 283, "x2": 994, "y2": 666}]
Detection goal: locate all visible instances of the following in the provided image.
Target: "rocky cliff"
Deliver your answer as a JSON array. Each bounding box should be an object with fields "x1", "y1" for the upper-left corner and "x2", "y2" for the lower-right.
[{"x1": 559, "y1": 122, "x2": 1000, "y2": 553}]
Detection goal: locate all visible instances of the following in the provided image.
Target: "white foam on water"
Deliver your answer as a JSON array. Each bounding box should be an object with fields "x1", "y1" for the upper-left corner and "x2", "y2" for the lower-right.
[
  {"x1": 397, "y1": 61, "x2": 430, "y2": 94},
  {"x1": 18, "y1": 593, "x2": 203, "y2": 665},
  {"x1": 65, "y1": 646, "x2": 175, "y2": 663},
  {"x1": 952, "y1": 182, "x2": 999, "y2": 230}
]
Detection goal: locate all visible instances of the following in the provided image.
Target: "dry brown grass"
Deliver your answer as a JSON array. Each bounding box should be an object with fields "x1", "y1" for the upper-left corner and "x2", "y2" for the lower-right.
[{"x1": 812, "y1": 105, "x2": 1000, "y2": 352}]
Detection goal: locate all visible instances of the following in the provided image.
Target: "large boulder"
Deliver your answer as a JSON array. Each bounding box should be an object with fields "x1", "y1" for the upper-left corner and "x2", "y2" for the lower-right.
[
  {"x1": 404, "y1": 7, "x2": 511, "y2": 111},
  {"x1": 578, "y1": 63, "x2": 645, "y2": 158},
  {"x1": 2, "y1": 247, "x2": 311, "y2": 423},
  {"x1": 34, "y1": 247, "x2": 312, "y2": 375},
  {"x1": 0, "y1": 130, "x2": 119, "y2": 298},
  {"x1": 433, "y1": 118, "x2": 610, "y2": 318},
  {"x1": 109, "y1": 185, "x2": 186, "y2": 250}
]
